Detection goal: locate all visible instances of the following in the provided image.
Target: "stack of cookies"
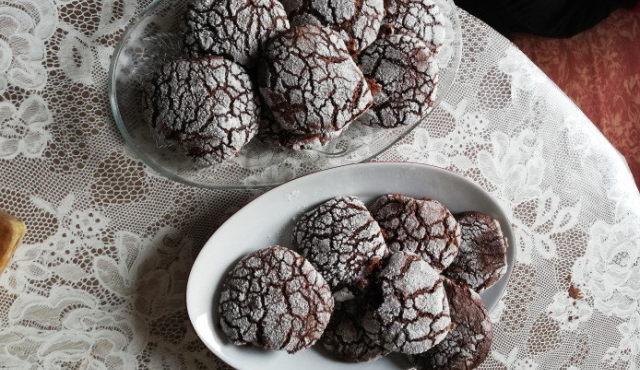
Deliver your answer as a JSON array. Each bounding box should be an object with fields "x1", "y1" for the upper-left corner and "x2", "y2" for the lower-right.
[
  {"x1": 219, "y1": 194, "x2": 509, "y2": 369},
  {"x1": 142, "y1": 0, "x2": 446, "y2": 165}
]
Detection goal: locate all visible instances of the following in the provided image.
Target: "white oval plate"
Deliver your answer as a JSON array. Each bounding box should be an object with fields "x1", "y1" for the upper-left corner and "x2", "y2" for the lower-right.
[{"x1": 187, "y1": 162, "x2": 516, "y2": 370}]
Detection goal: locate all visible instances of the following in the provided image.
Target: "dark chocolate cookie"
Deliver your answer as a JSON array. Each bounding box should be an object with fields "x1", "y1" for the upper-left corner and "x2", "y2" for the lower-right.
[
  {"x1": 293, "y1": 196, "x2": 389, "y2": 301},
  {"x1": 258, "y1": 25, "x2": 373, "y2": 146},
  {"x1": 444, "y1": 211, "x2": 508, "y2": 292},
  {"x1": 281, "y1": 0, "x2": 384, "y2": 56},
  {"x1": 218, "y1": 246, "x2": 334, "y2": 353},
  {"x1": 321, "y1": 299, "x2": 391, "y2": 362},
  {"x1": 369, "y1": 194, "x2": 460, "y2": 271},
  {"x1": 257, "y1": 109, "x2": 340, "y2": 150},
  {"x1": 184, "y1": 0, "x2": 289, "y2": 68},
  {"x1": 410, "y1": 279, "x2": 493, "y2": 370},
  {"x1": 357, "y1": 34, "x2": 438, "y2": 128},
  {"x1": 384, "y1": 0, "x2": 446, "y2": 54},
  {"x1": 142, "y1": 56, "x2": 260, "y2": 165},
  {"x1": 360, "y1": 252, "x2": 452, "y2": 354}
]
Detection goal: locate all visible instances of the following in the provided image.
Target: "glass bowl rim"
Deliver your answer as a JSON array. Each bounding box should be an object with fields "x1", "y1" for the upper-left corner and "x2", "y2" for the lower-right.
[{"x1": 108, "y1": 0, "x2": 462, "y2": 190}]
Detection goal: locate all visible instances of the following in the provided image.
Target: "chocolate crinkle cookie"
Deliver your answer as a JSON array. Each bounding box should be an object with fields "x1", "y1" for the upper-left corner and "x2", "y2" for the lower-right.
[
  {"x1": 257, "y1": 108, "x2": 340, "y2": 150},
  {"x1": 444, "y1": 211, "x2": 508, "y2": 292},
  {"x1": 321, "y1": 299, "x2": 391, "y2": 362},
  {"x1": 384, "y1": 0, "x2": 446, "y2": 54},
  {"x1": 184, "y1": 0, "x2": 289, "y2": 68},
  {"x1": 360, "y1": 252, "x2": 452, "y2": 354},
  {"x1": 357, "y1": 34, "x2": 438, "y2": 128},
  {"x1": 219, "y1": 246, "x2": 334, "y2": 353},
  {"x1": 370, "y1": 194, "x2": 460, "y2": 271},
  {"x1": 258, "y1": 25, "x2": 374, "y2": 148},
  {"x1": 293, "y1": 196, "x2": 389, "y2": 302},
  {"x1": 411, "y1": 279, "x2": 493, "y2": 370},
  {"x1": 281, "y1": 0, "x2": 384, "y2": 56},
  {"x1": 142, "y1": 56, "x2": 260, "y2": 165}
]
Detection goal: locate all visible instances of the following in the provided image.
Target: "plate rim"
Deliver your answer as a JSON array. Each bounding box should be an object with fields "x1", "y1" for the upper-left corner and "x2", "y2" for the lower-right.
[{"x1": 186, "y1": 162, "x2": 517, "y2": 370}]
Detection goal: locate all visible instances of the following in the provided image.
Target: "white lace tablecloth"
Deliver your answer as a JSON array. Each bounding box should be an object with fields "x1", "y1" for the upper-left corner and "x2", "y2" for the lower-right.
[{"x1": 1, "y1": 1, "x2": 639, "y2": 369}]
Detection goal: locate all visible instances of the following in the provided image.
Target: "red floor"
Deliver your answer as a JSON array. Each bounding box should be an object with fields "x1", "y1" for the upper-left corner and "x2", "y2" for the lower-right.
[{"x1": 511, "y1": 9, "x2": 640, "y2": 186}]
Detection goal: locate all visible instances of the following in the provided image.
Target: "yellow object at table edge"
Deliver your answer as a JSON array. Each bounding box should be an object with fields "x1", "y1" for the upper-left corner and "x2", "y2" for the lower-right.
[{"x1": 0, "y1": 209, "x2": 26, "y2": 276}]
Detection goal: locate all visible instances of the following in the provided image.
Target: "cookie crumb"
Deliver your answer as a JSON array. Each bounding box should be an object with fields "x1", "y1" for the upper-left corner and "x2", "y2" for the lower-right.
[{"x1": 568, "y1": 284, "x2": 583, "y2": 300}]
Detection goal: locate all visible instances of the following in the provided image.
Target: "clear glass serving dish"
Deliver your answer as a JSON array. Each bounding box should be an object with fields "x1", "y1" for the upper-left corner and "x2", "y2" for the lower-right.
[{"x1": 108, "y1": 0, "x2": 462, "y2": 189}]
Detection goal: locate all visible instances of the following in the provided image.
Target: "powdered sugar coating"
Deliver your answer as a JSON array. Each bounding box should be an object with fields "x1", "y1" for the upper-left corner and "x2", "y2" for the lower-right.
[
  {"x1": 384, "y1": 0, "x2": 446, "y2": 54},
  {"x1": 184, "y1": 0, "x2": 290, "y2": 68},
  {"x1": 258, "y1": 25, "x2": 373, "y2": 143},
  {"x1": 370, "y1": 194, "x2": 460, "y2": 271},
  {"x1": 142, "y1": 56, "x2": 260, "y2": 165},
  {"x1": 321, "y1": 300, "x2": 391, "y2": 362},
  {"x1": 281, "y1": 0, "x2": 384, "y2": 56},
  {"x1": 360, "y1": 252, "x2": 452, "y2": 354},
  {"x1": 444, "y1": 212, "x2": 508, "y2": 292},
  {"x1": 411, "y1": 279, "x2": 493, "y2": 370},
  {"x1": 293, "y1": 196, "x2": 389, "y2": 301},
  {"x1": 257, "y1": 110, "x2": 339, "y2": 150},
  {"x1": 357, "y1": 34, "x2": 438, "y2": 128},
  {"x1": 218, "y1": 246, "x2": 334, "y2": 353}
]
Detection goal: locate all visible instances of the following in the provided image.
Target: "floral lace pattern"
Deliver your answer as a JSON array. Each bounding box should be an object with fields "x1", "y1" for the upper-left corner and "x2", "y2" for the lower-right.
[
  {"x1": 0, "y1": 0, "x2": 57, "y2": 93},
  {"x1": 0, "y1": 1, "x2": 639, "y2": 369},
  {"x1": 513, "y1": 10, "x2": 640, "y2": 186},
  {"x1": 572, "y1": 217, "x2": 640, "y2": 319},
  {"x1": 546, "y1": 292, "x2": 593, "y2": 331},
  {"x1": 0, "y1": 96, "x2": 52, "y2": 159},
  {"x1": 492, "y1": 348, "x2": 539, "y2": 370}
]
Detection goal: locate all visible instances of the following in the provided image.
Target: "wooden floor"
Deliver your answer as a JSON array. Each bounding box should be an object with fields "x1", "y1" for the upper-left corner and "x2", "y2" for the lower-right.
[{"x1": 511, "y1": 9, "x2": 640, "y2": 186}]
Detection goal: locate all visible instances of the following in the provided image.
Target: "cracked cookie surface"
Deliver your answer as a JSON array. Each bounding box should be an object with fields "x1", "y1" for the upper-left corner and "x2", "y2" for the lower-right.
[
  {"x1": 321, "y1": 299, "x2": 391, "y2": 362},
  {"x1": 184, "y1": 0, "x2": 290, "y2": 68},
  {"x1": 357, "y1": 34, "x2": 438, "y2": 128},
  {"x1": 370, "y1": 194, "x2": 460, "y2": 271},
  {"x1": 258, "y1": 25, "x2": 373, "y2": 144},
  {"x1": 281, "y1": 0, "x2": 384, "y2": 56},
  {"x1": 384, "y1": 0, "x2": 445, "y2": 54},
  {"x1": 257, "y1": 109, "x2": 339, "y2": 150},
  {"x1": 360, "y1": 251, "x2": 452, "y2": 354},
  {"x1": 142, "y1": 56, "x2": 260, "y2": 165},
  {"x1": 218, "y1": 246, "x2": 334, "y2": 353},
  {"x1": 411, "y1": 279, "x2": 493, "y2": 370},
  {"x1": 293, "y1": 196, "x2": 389, "y2": 302},
  {"x1": 444, "y1": 211, "x2": 508, "y2": 292}
]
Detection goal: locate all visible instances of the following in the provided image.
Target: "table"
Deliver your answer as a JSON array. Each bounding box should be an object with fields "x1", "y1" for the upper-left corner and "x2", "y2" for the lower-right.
[{"x1": 1, "y1": 1, "x2": 639, "y2": 369}]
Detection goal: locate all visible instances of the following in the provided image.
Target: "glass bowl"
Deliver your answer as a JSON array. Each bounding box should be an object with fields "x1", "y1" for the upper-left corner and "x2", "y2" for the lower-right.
[{"x1": 108, "y1": 0, "x2": 462, "y2": 189}]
